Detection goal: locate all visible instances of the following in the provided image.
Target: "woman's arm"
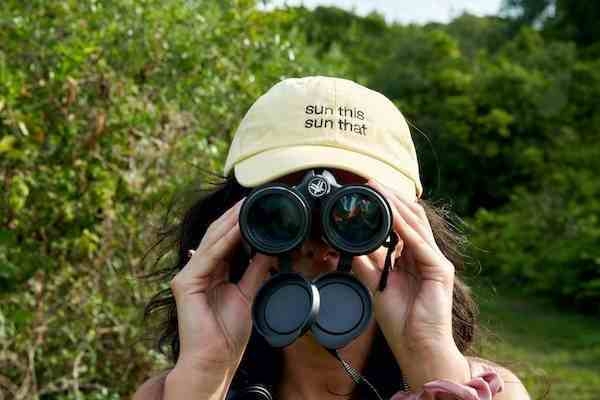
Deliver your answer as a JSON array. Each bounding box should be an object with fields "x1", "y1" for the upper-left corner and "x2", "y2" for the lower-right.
[
  {"x1": 133, "y1": 199, "x2": 274, "y2": 400},
  {"x1": 132, "y1": 361, "x2": 238, "y2": 400}
]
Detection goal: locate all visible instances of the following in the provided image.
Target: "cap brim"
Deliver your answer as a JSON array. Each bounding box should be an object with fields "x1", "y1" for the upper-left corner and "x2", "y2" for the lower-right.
[{"x1": 233, "y1": 145, "x2": 420, "y2": 199}]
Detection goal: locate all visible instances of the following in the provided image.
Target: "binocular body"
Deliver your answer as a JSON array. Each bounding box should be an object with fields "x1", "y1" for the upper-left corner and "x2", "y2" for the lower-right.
[
  {"x1": 240, "y1": 170, "x2": 393, "y2": 256},
  {"x1": 239, "y1": 169, "x2": 396, "y2": 350}
]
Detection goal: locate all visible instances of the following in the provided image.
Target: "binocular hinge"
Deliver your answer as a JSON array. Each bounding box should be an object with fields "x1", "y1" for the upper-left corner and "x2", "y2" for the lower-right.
[
  {"x1": 337, "y1": 254, "x2": 354, "y2": 273},
  {"x1": 278, "y1": 253, "x2": 293, "y2": 273}
]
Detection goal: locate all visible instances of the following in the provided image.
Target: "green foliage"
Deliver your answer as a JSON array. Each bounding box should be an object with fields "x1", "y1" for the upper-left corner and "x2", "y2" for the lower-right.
[
  {"x1": 291, "y1": 5, "x2": 390, "y2": 82},
  {"x1": 471, "y1": 131, "x2": 600, "y2": 313},
  {"x1": 1, "y1": 0, "x2": 599, "y2": 398},
  {"x1": 502, "y1": 0, "x2": 600, "y2": 49},
  {"x1": 466, "y1": 45, "x2": 600, "y2": 314},
  {"x1": 368, "y1": 26, "x2": 579, "y2": 214},
  {"x1": 0, "y1": 0, "x2": 327, "y2": 397},
  {"x1": 472, "y1": 281, "x2": 600, "y2": 399}
]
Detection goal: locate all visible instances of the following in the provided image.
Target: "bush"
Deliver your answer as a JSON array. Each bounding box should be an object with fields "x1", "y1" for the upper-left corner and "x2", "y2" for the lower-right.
[{"x1": 0, "y1": 0, "x2": 331, "y2": 397}]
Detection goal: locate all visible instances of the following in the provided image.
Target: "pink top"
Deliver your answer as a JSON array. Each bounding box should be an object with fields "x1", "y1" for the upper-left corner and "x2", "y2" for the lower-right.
[{"x1": 390, "y1": 358, "x2": 505, "y2": 400}]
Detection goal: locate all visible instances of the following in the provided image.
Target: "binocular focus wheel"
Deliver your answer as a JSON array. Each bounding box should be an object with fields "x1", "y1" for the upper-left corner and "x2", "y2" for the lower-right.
[
  {"x1": 252, "y1": 272, "x2": 320, "y2": 348},
  {"x1": 310, "y1": 272, "x2": 372, "y2": 349}
]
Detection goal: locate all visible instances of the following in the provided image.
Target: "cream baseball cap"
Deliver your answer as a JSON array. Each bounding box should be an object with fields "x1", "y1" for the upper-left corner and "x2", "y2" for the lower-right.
[{"x1": 223, "y1": 75, "x2": 423, "y2": 199}]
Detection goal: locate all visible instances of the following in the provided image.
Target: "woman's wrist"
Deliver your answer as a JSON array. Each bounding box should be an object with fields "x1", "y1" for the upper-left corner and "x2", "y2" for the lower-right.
[
  {"x1": 164, "y1": 358, "x2": 237, "y2": 400},
  {"x1": 396, "y1": 338, "x2": 471, "y2": 392}
]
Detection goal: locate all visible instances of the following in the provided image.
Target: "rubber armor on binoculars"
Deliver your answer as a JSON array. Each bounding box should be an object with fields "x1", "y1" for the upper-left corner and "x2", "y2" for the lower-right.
[{"x1": 239, "y1": 169, "x2": 398, "y2": 350}]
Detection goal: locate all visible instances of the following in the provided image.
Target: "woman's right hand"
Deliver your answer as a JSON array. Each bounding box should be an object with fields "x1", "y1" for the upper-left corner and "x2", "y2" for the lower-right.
[{"x1": 169, "y1": 198, "x2": 275, "y2": 372}]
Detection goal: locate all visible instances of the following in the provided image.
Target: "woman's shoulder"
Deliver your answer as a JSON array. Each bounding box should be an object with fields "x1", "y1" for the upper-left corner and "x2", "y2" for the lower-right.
[
  {"x1": 465, "y1": 356, "x2": 531, "y2": 400},
  {"x1": 132, "y1": 369, "x2": 170, "y2": 400}
]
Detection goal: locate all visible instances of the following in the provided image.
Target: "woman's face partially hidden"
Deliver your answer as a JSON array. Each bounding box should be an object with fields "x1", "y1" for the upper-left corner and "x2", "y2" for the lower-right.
[{"x1": 271, "y1": 168, "x2": 368, "y2": 280}]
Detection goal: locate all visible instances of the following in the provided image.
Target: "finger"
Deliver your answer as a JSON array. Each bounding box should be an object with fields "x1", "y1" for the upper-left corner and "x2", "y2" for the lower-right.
[
  {"x1": 185, "y1": 222, "x2": 242, "y2": 277},
  {"x1": 405, "y1": 198, "x2": 431, "y2": 228},
  {"x1": 373, "y1": 180, "x2": 436, "y2": 243},
  {"x1": 394, "y1": 197, "x2": 436, "y2": 246},
  {"x1": 238, "y1": 253, "x2": 276, "y2": 304},
  {"x1": 198, "y1": 198, "x2": 244, "y2": 251},
  {"x1": 390, "y1": 204, "x2": 452, "y2": 276},
  {"x1": 197, "y1": 198, "x2": 245, "y2": 252},
  {"x1": 350, "y1": 216, "x2": 406, "y2": 291},
  {"x1": 351, "y1": 254, "x2": 383, "y2": 293},
  {"x1": 369, "y1": 180, "x2": 436, "y2": 247},
  {"x1": 392, "y1": 193, "x2": 435, "y2": 243}
]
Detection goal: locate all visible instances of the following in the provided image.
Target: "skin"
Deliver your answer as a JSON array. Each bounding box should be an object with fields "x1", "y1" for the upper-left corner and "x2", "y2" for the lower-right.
[{"x1": 134, "y1": 168, "x2": 531, "y2": 400}]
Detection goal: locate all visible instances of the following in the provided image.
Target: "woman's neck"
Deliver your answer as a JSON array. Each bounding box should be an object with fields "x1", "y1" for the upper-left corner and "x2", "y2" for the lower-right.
[{"x1": 275, "y1": 320, "x2": 377, "y2": 400}]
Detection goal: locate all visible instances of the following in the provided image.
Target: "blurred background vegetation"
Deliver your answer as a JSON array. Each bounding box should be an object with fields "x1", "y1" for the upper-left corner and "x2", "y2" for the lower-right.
[{"x1": 1, "y1": 0, "x2": 599, "y2": 398}]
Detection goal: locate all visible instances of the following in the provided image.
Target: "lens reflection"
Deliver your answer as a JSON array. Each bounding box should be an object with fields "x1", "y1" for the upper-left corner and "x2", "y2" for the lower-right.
[
  {"x1": 248, "y1": 194, "x2": 303, "y2": 245},
  {"x1": 330, "y1": 193, "x2": 382, "y2": 244}
]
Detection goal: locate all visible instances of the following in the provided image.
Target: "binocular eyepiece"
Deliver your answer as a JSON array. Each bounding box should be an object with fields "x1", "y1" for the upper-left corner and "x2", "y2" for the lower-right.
[{"x1": 239, "y1": 169, "x2": 397, "y2": 350}]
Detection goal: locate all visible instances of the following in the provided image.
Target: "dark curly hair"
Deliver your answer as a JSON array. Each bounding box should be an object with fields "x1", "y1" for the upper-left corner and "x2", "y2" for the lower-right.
[{"x1": 142, "y1": 171, "x2": 482, "y2": 399}]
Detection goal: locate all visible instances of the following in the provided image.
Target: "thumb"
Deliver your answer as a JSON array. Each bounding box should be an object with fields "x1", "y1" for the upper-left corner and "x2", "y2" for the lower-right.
[
  {"x1": 350, "y1": 251, "x2": 385, "y2": 294},
  {"x1": 238, "y1": 253, "x2": 276, "y2": 304}
]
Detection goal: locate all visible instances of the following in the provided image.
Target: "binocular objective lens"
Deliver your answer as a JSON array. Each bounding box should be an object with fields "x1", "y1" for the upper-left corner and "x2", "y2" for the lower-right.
[
  {"x1": 247, "y1": 194, "x2": 304, "y2": 245},
  {"x1": 330, "y1": 193, "x2": 382, "y2": 244}
]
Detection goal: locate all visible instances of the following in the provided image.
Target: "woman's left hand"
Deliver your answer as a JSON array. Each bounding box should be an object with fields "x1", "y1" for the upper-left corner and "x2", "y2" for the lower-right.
[{"x1": 350, "y1": 179, "x2": 471, "y2": 389}]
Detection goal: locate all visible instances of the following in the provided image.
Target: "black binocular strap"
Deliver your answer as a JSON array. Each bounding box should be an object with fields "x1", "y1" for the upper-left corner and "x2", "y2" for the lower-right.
[
  {"x1": 326, "y1": 348, "x2": 385, "y2": 400},
  {"x1": 378, "y1": 232, "x2": 399, "y2": 292}
]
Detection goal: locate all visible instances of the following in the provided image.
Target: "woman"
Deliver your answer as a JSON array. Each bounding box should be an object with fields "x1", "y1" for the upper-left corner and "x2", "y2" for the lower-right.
[{"x1": 134, "y1": 76, "x2": 531, "y2": 399}]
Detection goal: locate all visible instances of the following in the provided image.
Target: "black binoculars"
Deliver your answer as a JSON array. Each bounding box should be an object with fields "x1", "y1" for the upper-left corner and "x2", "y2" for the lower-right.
[{"x1": 239, "y1": 169, "x2": 397, "y2": 349}]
